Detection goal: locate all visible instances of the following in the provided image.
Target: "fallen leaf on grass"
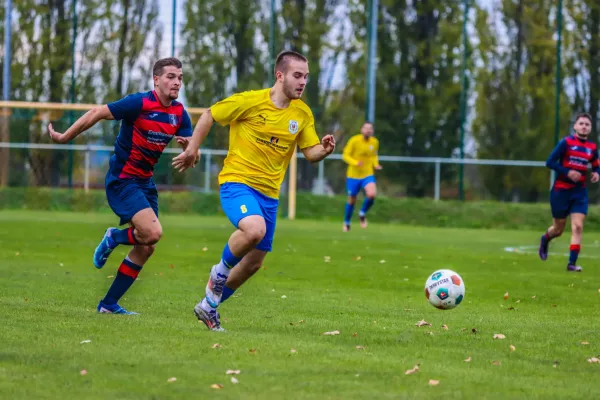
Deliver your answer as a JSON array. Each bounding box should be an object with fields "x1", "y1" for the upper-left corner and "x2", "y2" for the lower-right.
[
  {"x1": 352, "y1": 332, "x2": 358, "y2": 337},
  {"x1": 553, "y1": 361, "x2": 560, "y2": 368},
  {"x1": 492, "y1": 361, "x2": 501, "y2": 366},
  {"x1": 226, "y1": 370, "x2": 240, "y2": 375},
  {"x1": 356, "y1": 346, "x2": 366, "y2": 350},
  {"x1": 290, "y1": 348, "x2": 297, "y2": 354},
  {"x1": 202, "y1": 247, "x2": 208, "y2": 252},
  {"x1": 211, "y1": 343, "x2": 221, "y2": 349},
  {"x1": 107, "y1": 275, "x2": 114, "y2": 279},
  {"x1": 281, "y1": 295, "x2": 287, "y2": 299},
  {"x1": 464, "y1": 357, "x2": 472, "y2": 362},
  {"x1": 169, "y1": 264, "x2": 174, "y2": 269},
  {"x1": 167, "y1": 377, "x2": 177, "y2": 383},
  {"x1": 507, "y1": 307, "x2": 515, "y2": 311},
  {"x1": 510, "y1": 345, "x2": 516, "y2": 352},
  {"x1": 416, "y1": 320, "x2": 431, "y2": 327},
  {"x1": 15, "y1": 252, "x2": 20, "y2": 256},
  {"x1": 587, "y1": 357, "x2": 600, "y2": 363},
  {"x1": 379, "y1": 260, "x2": 386, "y2": 264},
  {"x1": 493, "y1": 334, "x2": 506, "y2": 340},
  {"x1": 515, "y1": 300, "x2": 520, "y2": 303},
  {"x1": 354, "y1": 256, "x2": 362, "y2": 261},
  {"x1": 472, "y1": 328, "x2": 478, "y2": 334},
  {"x1": 441, "y1": 325, "x2": 449, "y2": 330},
  {"x1": 428, "y1": 379, "x2": 440, "y2": 386},
  {"x1": 405, "y1": 365, "x2": 420, "y2": 375},
  {"x1": 532, "y1": 295, "x2": 536, "y2": 299},
  {"x1": 231, "y1": 377, "x2": 239, "y2": 384},
  {"x1": 210, "y1": 384, "x2": 224, "y2": 389},
  {"x1": 324, "y1": 256, "x2": 331, "y2": 263},
  {"x1": 80, "y1": 340, "x2": 91, "y2": 344},
  {"x1": 80, "y1": 369, "x2": 87, "y2": 376},
  {"x1": 503, "y1": 292, "x2": 509, "y2": 300},
  {"x1": 323, "y1": 330, "x2": 340, "y2": 336},
  {"x1": 581, "y1": 341, "x2": 590, "y2": 345},
  {"x1": 249, "y1": 349, "x2": 257, "y2": 354}
]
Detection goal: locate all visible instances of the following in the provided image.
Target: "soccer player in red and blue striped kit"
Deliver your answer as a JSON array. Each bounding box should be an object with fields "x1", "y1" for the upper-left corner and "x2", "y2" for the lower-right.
[
  {"x1": 539, "y1": 112, "x2": 600, "y2": 272},
  {"x1": 48, "y1": 58, "x2": 195, "y2": 313}
]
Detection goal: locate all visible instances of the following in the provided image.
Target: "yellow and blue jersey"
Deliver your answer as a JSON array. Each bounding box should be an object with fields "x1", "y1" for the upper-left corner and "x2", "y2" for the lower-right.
[
  {"x1": 210, "y1": 88, "x2": 320, "y2": 199},
  {"x1": 342, "y1": 134, "x2": 380, "y2": 179}
]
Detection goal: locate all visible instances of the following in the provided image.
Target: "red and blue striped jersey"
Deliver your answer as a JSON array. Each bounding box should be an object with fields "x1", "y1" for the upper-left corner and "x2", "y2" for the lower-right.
[
  {"x1": 107, "y1": 90, "x2": 192, "y2": 179},
  {"x1": 546, "y1": 135, "x2": 600, "y2": 190}
]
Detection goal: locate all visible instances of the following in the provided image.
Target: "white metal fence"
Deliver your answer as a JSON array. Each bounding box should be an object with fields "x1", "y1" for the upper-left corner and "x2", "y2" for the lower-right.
[{"x1": 0, "y1": 142, "x2": 551, "y2": 200}]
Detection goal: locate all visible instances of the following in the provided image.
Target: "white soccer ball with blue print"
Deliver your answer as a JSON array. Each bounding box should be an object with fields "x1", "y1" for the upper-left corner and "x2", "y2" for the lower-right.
[{"x1": 424, "y1": 269, "x2": 465, "y2": 310}]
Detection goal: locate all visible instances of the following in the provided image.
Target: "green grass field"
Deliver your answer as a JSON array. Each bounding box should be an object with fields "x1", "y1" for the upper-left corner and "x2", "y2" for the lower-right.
[{"x1": 1, "y1": 210, "x2": 600, "y2": 399}]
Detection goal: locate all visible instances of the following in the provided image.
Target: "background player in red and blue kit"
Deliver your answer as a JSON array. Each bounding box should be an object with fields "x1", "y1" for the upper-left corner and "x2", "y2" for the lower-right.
[
  {"x1": 539, "y1": 113, "x2": 600, "y2": 272},
  {"x1": 48, "y1": 58, "x2": 194, "y2": 313}
]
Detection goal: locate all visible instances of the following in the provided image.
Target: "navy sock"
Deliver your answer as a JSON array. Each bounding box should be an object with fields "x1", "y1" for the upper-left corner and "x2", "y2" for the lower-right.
[
  {"x1": 111, "y1": 227, "x2": 138, "y2": 245},
  {"x1": 360, "y1": 198, "x2": 375, "y2": 215},
  {"x1": 222, "y1": 243, "x2": 243, "y2": 269},
  {"x1": 344, "y1": 203, "x2": 355, "y2": 224},
  {"x1": 221, "y1": 285, "x2": 236, "y2": 303},
  {"x1": 569, "y1": 244, "x2": 580, "y2": 265},
  {"x1": 102, "y1": 258, "x2": 143, "y2": 305}
]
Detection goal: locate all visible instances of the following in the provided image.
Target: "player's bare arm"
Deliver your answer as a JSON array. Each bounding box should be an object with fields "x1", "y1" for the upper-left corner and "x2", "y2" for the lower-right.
[
  {"x1": 172, "y1": 109, "x2": 214, "y2": 172},
  {"x1": 301, "y1": 134, "x2": 336, "y2": 163},
  {"x1": 48, "y1": 105, "x2": 114, "y2": 144}
]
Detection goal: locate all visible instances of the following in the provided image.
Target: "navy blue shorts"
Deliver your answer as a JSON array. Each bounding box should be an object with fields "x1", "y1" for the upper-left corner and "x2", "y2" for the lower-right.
[
  {"x1": 105, "y1": 173, "x2": 159, "y2": 226},
  {"x1": 220, "y1": 182, "x2": 279, "y2": 252},
  {"x1": 346, "y1": 175, "x2": 376, "y2": 197},
  {"x1": 550, "y1": 187, "x2": 588, "y2": 219}
]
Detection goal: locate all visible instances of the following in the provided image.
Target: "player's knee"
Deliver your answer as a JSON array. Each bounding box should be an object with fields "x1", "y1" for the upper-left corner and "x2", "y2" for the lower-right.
[
  {"x1": 347, "y1": 196, "x2": 357, "y2": 205},
  {"x1": 245, "y1": 224, "x2": 266, "y2": 245},
  {"x1": 366, "y1": 192, "x2": 376, "y2": 200},
  {"x1": 572, "y1": 223, "x2": 583, "y2": 235},
  {"x1": 141, "y1": 226, "x2": 163, "y2": 245}
]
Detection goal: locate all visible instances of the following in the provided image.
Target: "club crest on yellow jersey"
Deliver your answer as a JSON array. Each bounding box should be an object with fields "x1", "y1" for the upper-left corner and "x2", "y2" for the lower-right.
[{"x1": 289, "y1": 120, "x2": 299, "y2": 134}]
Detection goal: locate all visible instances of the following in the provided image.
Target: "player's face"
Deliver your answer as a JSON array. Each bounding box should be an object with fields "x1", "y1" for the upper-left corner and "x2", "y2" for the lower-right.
[
  {"x1": 361, "y1": 123, "x2": 374, "y2": 137},
  {"x1": 154, "y1": 65, "x2": 183, "y2": 100},
  {"x1": 281, "y1": 60, "x2": 309, "y2": 100},
  {"x1": 574, "y1": 117, "x2": 591, "y2": 139}
]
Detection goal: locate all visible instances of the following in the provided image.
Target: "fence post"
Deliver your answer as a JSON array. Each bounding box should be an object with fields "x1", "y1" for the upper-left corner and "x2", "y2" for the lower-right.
[
  {"x1": 434, "y1": 160, "x2": 441, "y2": 201},
  {"x1": 317, "y1": 160, "x2": 325, "y2": 195},
  {"x1": 84, "y1": 147, "x2": 90, "y2": 193},
  {"x1": 204, "y1": 150, "x2": 211, "y2": 193}
]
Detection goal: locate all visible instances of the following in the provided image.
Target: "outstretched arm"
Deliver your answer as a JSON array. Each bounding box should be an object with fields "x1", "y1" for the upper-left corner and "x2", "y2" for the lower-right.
[
  {"x1": 48, "y1": 105, "x2": 114, "y2": 144},
  {"x1": 301, "y1": 134, "x2": 336, "y2": 163},
  {"x1": 171, "y1": 109, "x2": 215, "y2": 172}
]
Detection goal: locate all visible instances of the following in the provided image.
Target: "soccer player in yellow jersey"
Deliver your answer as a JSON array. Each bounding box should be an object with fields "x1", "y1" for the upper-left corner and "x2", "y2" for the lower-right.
[
  {"x1": 341, "y1": 122, "x2": 382, "y2": 232},
  {"x1": 172, "y1": 50, "x2": 336, "y2": 331}
]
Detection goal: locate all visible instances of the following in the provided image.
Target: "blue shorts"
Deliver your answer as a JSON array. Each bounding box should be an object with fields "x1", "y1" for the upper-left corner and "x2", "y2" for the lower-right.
[
  {"x1": 220, "y1": 182, "x2": 279, "y2": 252},
  {"x1": 346, "y1": 175, "x2": 376, "y2": 197},
  {"x1": 105, "y1": 173, "x2": 159, "y2": 226},
  {"x1": 550, "y1": 187, "x2": 588, "y2": 219}
]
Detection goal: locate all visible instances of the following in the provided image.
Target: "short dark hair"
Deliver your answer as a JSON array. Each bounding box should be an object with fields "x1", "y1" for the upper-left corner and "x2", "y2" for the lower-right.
[
  {"x1": 362, "y1": 121, "x2": 374, "y2": 127},
  {"x1": 575, "y1": 112, "x2": 593, "y2": 124},
  {"x1": 274, "y1": 50, "x2": 308, "y2": 76},
  {"x1": 153, "y1": 57, "x2": 182, "y2": 76}
]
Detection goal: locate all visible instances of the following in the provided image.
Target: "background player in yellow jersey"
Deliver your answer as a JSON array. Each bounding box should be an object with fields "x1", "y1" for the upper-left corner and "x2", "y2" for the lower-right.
[
  {"x1": 341, "y1": 122, "x2": 382, "y2": 232},
  {"x1": 172, "y1": 50, "x2": 335, "y2": 331}
]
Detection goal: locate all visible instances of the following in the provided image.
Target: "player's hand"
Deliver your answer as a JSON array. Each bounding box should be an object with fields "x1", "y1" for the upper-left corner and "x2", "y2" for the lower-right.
[
  {"x1": 48, "y1": 123, "x2": 67, "y2": 144},
  {"x1": 175, "y1": 137, "x2": 200, "y2": 165},
  {"x1": 374, "y1": 164, "x2": 383, "y2": 171},
  {"x1": 172, "y1": 149, "x2": 199, "y2": 172},
  {"x1": 321, "y1": 134, "x2": 336, "y2": 154},
  {"x1": 568, "y1": 170, "x2": 582, "y2": 182},
  {"x1": 592, "y1": 172, "x2": 600, "y2": 183},
  {"x1": 176, "y1": 136, "x2": 190, "y2": 151}
]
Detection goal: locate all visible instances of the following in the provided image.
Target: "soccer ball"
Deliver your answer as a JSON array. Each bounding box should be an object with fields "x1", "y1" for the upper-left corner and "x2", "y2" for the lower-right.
[{"x1": 424, "y1": 269, "x2": 465, "y2": 310}]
